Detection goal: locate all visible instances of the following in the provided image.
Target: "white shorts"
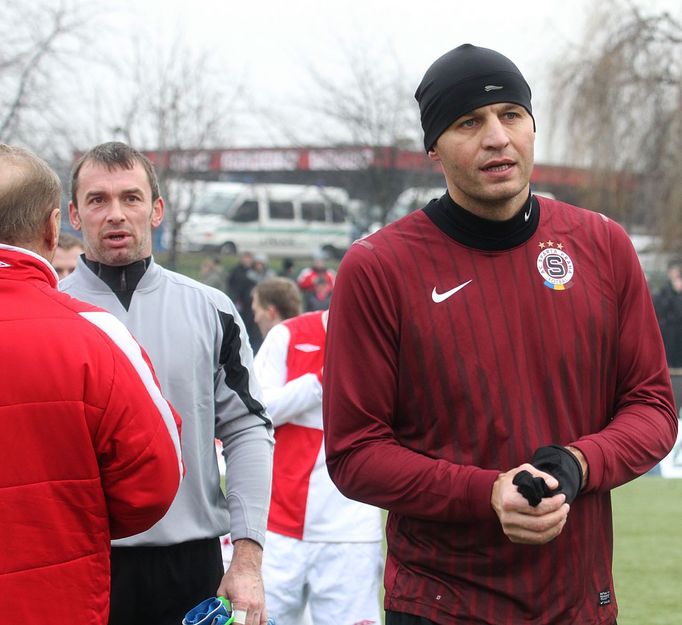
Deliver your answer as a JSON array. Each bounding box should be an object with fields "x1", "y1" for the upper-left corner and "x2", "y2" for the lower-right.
[{"x1": 263, "y1": 531, "x2": 383, "y2": 625}]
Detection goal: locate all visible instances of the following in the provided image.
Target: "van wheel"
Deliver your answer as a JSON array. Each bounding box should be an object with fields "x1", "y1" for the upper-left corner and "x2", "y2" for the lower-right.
[{"x1": 220, "y1": 242, "x2": 237, "y2": 255}]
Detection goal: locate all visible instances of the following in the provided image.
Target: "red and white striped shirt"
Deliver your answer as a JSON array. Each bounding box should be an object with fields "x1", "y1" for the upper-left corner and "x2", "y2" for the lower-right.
[{"x1": 255, "y1": 311, "x2": 382, "y2": 542}]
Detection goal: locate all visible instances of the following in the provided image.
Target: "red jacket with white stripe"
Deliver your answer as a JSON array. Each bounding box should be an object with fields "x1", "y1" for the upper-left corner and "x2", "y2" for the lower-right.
[{"x1": 0, "y1": 246, "x2": 183, "y2": 625}]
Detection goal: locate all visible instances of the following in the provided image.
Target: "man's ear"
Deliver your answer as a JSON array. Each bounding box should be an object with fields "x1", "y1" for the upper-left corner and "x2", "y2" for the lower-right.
[
  {"x1": 44, "y1": 207, "x2": 61, "y2": 259},
  {"x1": 427, "y1": 147, "x2": 440, "y2": 162},
  {"x1": 151, "y1": 197, "x2": 165, "y2": 228},
  {"x1": 68, "y1": 201, "x2": 81, "y2": 231}
]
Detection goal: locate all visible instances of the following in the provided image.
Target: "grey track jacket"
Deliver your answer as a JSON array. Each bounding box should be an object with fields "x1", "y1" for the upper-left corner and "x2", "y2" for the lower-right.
[{"x1": 61, "y1": 257, "x2": 274, "y2": 547}]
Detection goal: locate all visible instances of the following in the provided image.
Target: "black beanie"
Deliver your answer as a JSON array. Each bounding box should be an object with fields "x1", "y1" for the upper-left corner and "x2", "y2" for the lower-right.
[{"x1": 415, "y1": 44, "x2": 534, "y2": 152}]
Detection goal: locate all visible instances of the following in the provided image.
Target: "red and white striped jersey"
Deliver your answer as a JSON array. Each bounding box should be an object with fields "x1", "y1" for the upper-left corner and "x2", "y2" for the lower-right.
[{"x1": 255, "y1": 311, "x2": 382, "y2": 542}]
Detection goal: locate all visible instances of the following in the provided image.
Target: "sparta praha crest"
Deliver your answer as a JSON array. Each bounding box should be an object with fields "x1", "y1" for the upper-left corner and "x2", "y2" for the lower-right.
[{"x1": 536, "y1": 241, "x2": 574, "y2": 290}]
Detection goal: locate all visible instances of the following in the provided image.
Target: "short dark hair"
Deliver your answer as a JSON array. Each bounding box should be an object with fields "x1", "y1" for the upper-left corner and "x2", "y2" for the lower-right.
[
  {"x1": 253, "y1": 277, "x2": 303, "y2": 321},
  {"x1": 0, "y1": 144, "x2": 61, "y2": 245},
  {"x1": 70, "y1": 141, "x2": 160, "y2": 207}
]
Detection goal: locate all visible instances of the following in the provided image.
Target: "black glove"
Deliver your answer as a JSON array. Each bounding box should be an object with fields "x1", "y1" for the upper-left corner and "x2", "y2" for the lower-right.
[
  {"x1": 529, "y1": 444, "x2": 583, "y2": 504},
  {"x1": 512, "y1": 470, "x2": 552, "y2": 507}
]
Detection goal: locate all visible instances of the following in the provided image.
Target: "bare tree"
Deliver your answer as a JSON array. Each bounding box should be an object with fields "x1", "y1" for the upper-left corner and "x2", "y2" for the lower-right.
[
  {"x1": 108, "y1": 34, "x2": 244, "y2": 268},
  {"x1": 548, "y1": 0, "x2": 682, "y2": 250},
  {"x1": 266, "y1": 35, "x2": 429, "y2": 228},
  {"x1": 0, "y1": 0, "x2": 99, "y2": 160}
]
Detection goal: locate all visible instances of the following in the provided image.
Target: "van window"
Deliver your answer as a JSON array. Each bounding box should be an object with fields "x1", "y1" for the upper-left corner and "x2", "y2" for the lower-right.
[
  {"x1": 197, "y1": 190, "x2": 240, "y2": 216},
  {"x1": 270, "y1": 201, "x2": 295, "y2": 220},
  {"x1": 331, "y1": 203, "x2": 346, "y2": 223},
  {"x1": 232, "y1": 200, "x2": 259, "y2": 223},
  {"x1": 302, "y1": 202, "x2": 326, "y2": 222}
]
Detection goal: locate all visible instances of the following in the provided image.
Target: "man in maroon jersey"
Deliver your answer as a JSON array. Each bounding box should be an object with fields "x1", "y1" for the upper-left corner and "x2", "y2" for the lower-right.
[{"x1": 322, "y1": 43, "x2": 677, "y2": 625}]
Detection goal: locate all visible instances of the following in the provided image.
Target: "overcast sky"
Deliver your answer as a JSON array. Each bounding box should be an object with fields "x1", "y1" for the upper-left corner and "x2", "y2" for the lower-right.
[{"x1": 106, "y1": 0, "x2": 680, "y2": 162}]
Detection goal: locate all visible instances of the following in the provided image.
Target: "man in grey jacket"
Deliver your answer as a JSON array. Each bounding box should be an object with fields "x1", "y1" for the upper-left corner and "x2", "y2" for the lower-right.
[{"x1": 61, "y1": 142, "x2": 274, "y2": 625}]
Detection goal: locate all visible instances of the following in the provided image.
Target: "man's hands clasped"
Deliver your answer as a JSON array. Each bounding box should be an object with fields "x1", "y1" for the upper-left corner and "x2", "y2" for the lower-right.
[
  {"x1": 492, "y1": 464, "x2": 569, "y2": 544},
  {"x1": 491, "y1": 445, "x2": 587, "y2": 544}
]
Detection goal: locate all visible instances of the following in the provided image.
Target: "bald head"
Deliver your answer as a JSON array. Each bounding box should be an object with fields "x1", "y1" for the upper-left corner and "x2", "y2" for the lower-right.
[{"x1": 0, "y1": 144, "x2": 62, "y2": 250}]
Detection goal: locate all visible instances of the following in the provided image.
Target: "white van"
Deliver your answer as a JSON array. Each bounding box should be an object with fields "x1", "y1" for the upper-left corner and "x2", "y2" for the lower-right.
[
  {"x1": 387, "y1": 187, "x2": 446, "y2": 223},
  {"x1": 180, "y1": 183, "x2": 353, "y2": 258}
]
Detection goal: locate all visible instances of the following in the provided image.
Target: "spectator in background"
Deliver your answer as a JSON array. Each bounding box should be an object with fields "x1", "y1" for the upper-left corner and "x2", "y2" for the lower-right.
[
  {"x1": 0, "y1": 143, "x2": 182, "y2": 625},
  {"x1": 654, "y1": 258, "x2": 682, "y2": 367},
  {"x1": 249, "y1": 252, "x2": 275, "y2": 283},
  {"x1": 199, "y1": 256, "x2": 225, "y2": 291},
  {"x1": 62, "y1": 142, "x2": 273, "y2": 625},
  {"x1": 227, "y1": 251, "x2": 263, "y2": 352},
  {"x1": 237, "y1": 252, "x2": 275, "y2": 352},
  {"x1": 297, "y1": 251, "x2": 335, "y2": 311},
  {"x1": 278, "y1": 257, "x2": 295, "y2": 279},
  {"x1": 251, "y1": 277, "x2": 303, "y2": 339},
  {"x1": 254, "y1": 307, "x2": 383, "y2": 625},
  {"x1": 53, "y1": 231, "x2": 84, "y2": 279},
  {"x1": 227, "y1": 250, "x2": 255, "y2": 309},
  {"x1": 227, "y1": 251, "x2": 260, "y2": 350},
  {"x1": 323, "y1": 44, "x2": 677, "y2": 625}
]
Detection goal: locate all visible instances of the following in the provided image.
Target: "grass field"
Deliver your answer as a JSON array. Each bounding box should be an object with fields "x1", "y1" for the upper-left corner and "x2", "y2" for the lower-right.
[
  {"x1": 377, "y1": 476, "x2": 680, "y2": 624},
  {"x1": 612, "y1": 476, "x2": 682, "y2": 625}
]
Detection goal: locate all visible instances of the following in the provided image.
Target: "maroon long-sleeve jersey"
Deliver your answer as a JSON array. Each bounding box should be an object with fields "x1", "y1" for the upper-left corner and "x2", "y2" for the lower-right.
[{"x1": 323, "y1": 193, "x2": 677, "y2": 625}]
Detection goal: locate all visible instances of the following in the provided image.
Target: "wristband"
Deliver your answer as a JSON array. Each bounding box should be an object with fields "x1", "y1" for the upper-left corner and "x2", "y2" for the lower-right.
[{"x1": 530, "y1": 444, "x2": 583, "y2": 504}]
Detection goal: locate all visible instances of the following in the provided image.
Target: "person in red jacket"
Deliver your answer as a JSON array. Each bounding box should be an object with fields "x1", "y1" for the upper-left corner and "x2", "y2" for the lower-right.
[
  {"x1": 0, "y1": 144, "x2": 183, "y2": 625},
  {"x1": 297, "y1": 251, "x2": 335, "y2": 311}
]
